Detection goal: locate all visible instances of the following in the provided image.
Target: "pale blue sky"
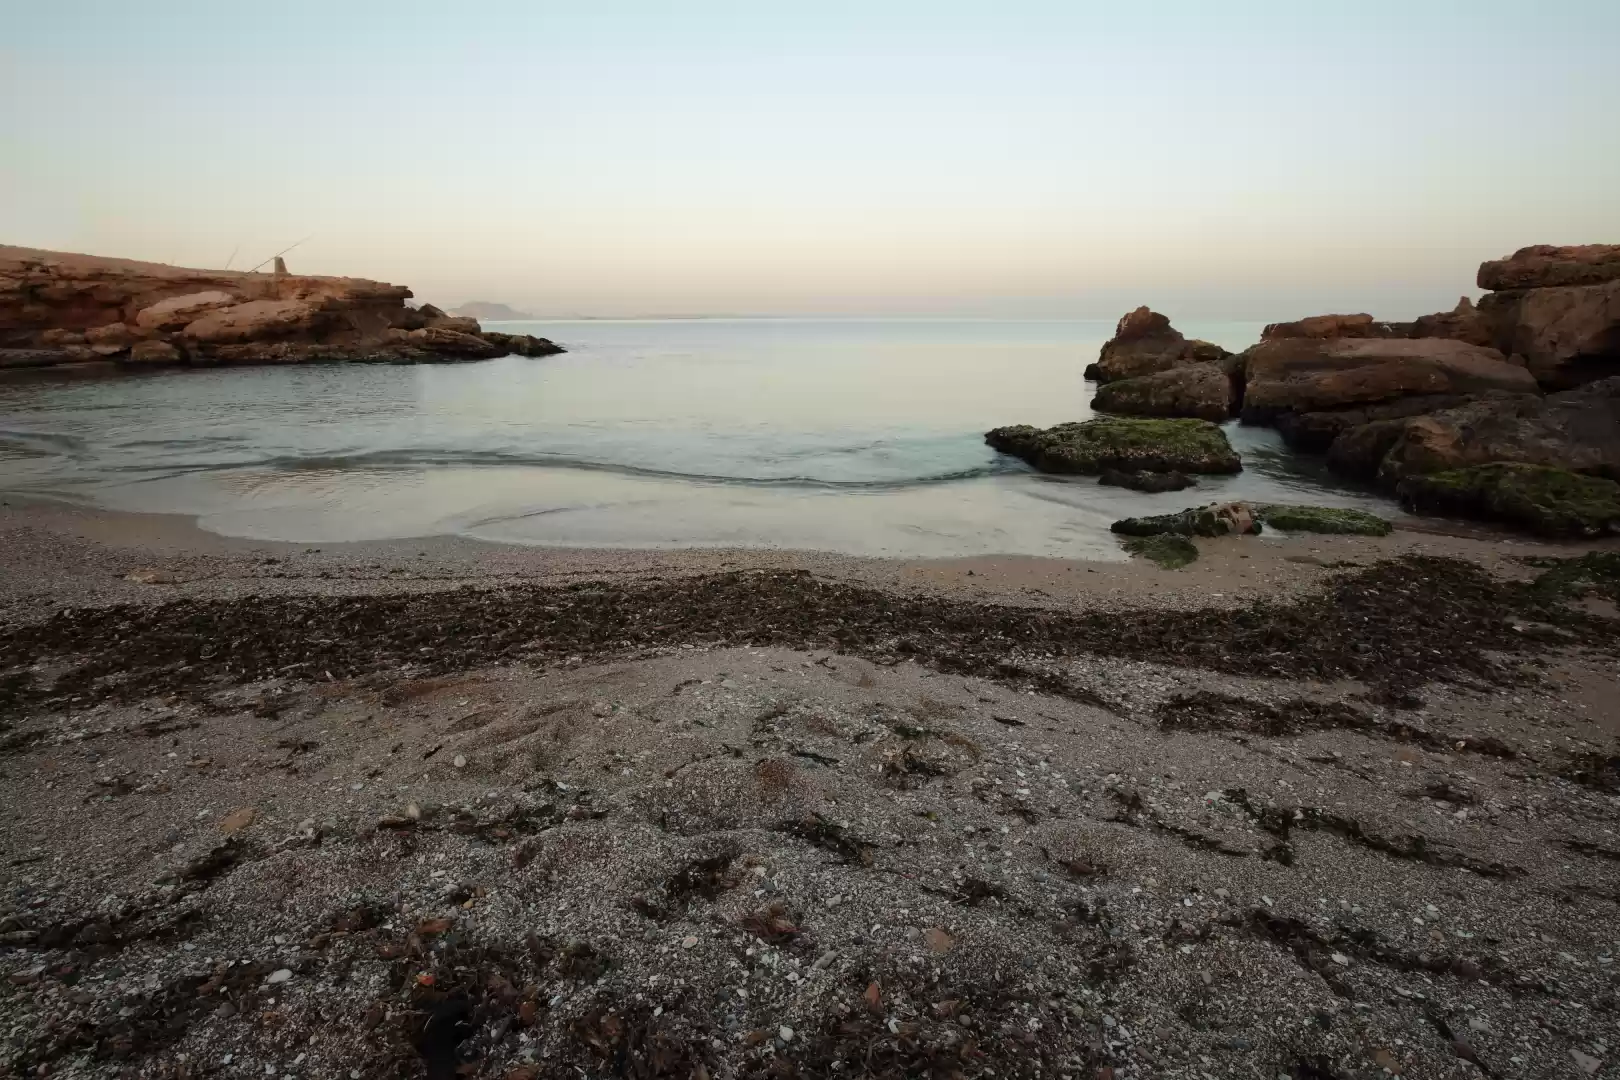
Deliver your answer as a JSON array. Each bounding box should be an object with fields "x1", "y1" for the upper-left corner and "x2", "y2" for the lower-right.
[{"x1": 3, "y1": 1, "x2": 1617, "y2": 317}]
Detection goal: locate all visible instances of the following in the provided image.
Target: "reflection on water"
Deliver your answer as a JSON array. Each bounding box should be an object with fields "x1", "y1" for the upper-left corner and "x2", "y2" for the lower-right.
[{"x1": 0, "y1": 318, "x2": 1394, "y2": 558}]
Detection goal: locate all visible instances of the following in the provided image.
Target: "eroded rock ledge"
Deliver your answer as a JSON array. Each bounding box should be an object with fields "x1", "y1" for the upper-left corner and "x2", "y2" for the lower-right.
[{"x1": 0, "y1": 246, "x2": 563, "y2": 371}]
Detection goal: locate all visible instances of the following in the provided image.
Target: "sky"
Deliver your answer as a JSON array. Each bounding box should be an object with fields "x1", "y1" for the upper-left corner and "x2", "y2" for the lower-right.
[{"x1": 3, "y1": 1, "x2": 1618, "y2": 319}]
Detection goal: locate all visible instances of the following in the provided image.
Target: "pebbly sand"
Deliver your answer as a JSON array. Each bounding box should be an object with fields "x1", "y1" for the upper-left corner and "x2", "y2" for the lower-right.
[{"x1": 1, "y1": 495, "x2": 1618, "y2": 1080}]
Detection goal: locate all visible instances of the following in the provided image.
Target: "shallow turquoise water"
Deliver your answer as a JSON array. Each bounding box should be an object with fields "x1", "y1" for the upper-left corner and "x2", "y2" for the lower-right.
[{"x1": 0, "y1": 318, "x2": 1394, "y2": 558}]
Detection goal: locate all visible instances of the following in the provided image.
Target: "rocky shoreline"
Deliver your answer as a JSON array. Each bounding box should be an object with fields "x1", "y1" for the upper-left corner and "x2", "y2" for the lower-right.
[
  {"x1": 0, "y1": 502, "x2": 1617, "y2": 1079},
  {"x1": 987, "y1": 244, "x2": 1620, "y2": 540},
  {"x1": 0, "y1": 246, "x2": 563, "y2": 373}
]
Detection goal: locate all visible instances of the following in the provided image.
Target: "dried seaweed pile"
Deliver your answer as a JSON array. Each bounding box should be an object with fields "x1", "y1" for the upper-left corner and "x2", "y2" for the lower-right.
[{"x1": 2, "y1": 556, "x2": 1614, "y2": 713}]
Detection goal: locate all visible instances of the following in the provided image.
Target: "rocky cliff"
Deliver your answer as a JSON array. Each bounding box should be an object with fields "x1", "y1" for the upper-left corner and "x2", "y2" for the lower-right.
[{"x1": 0, "y1": 246, "x2": 563, "y2": 370}]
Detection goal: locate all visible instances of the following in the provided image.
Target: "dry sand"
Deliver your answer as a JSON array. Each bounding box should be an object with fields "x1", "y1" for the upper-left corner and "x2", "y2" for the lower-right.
[{"x1": 1, "y1": 497, "x2": 1618, "y2": 1080}]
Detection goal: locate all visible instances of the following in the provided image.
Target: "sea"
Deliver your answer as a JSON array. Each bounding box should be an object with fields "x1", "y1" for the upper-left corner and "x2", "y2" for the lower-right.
[{"x1": 0, "y1": 318, "x2": 1396, "y2": 559}]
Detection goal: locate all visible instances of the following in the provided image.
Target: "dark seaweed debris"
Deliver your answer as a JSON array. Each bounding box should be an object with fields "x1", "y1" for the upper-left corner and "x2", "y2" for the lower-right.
[{"x1": 1, "y1": 556, "x2": 1615, "y2": 714}]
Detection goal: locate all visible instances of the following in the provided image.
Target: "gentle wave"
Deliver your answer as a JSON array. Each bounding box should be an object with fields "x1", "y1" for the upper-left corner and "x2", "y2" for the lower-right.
[{"x1": 247, "y1": 447, "x2": 1021, "y2": 490}]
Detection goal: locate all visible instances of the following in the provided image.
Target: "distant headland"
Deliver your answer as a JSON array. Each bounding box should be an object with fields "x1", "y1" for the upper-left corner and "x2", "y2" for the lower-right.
[{"x1": 451, "y1": 301, "x2": 537, "y2": 321}]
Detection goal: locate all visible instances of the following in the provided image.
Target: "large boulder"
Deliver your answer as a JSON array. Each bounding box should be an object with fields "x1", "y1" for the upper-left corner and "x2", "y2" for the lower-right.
[
  {"x1": 985, "y1": 417, "x2": 1241, "y2": 475},
  {"x1": 1112, "y1": 502, "x2": 1259, "y2": 538},
  {"x1": 126, "y1": 339, "x2": 184, "y2": 365},
  {"x1": 1086, "y1": 307, "x2": 1228, "y2": 383},
  {"x1": 1471, "y1": 245, "x2": 1620, "y2": 389},
  {"x1": 1240, "y1": 337, "x2": 1537, "y2": 424},
  {"x1": 1477, "y1": 279, "x2": 1620, "y2": 389},
  {"x1": 1377, "y1": 376, "x2": 1620, "y2": 483},
  {"x1": 1274, "y1": 393, "x2": 1474, "y2": 453},
  {"x1": 1477, "y1": 244, "x2": 1620, "y2": 291},
  {"x1": 1091, "y1": 362, "x2": 1234, "y2": 422},
  {"x1": 1397, "y1": 463, "x2": 1620, "y2": 538}
]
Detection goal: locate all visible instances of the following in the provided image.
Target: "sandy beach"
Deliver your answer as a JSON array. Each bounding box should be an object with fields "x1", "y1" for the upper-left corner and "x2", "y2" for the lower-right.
[{"x1": 2, "y1": 497, "x2": 1618, "y2": 1079}]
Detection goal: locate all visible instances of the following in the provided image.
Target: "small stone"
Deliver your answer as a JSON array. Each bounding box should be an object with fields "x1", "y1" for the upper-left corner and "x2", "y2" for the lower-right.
[
  {"x1": 453, "y1": 755, "x2": 467, "y2": 769},
  {"x1": 924, "y1": 927, "x2": 954, "y2": 954},
  {"x1": 813, "y1": 950, "x2": 838, "y2": 970},
  {"x1": 682, "y1": 935, "x2": 697, "y2": 949},
  {"x1": 126, "y1": 567, "x2": 179, "y2": 585},
  {"x1": 778, "y1": 1025, "x2": 794, "y2": 1043},
  {"x1": 1571, "y1": 1050, "x2": 1603, "y2": 1075},
  {"x1": 215, "y1": 1001, "x2": 238, "y2": 1018},
  {"x1": 591, "y1": 701, "x2": 613, "y2": 718},
  {"x1": 406, "y1": 802, "x2": 421, "y2": 820},
  {"x1": 1330, "y1": 952, "x2": 1350, "y2": 966},
  {"x1": 266, "y1": 968, "x2": 293, "y2": 984},
  {"x1": 220, "y1": 808, "x2": 256, "y2": 834}
]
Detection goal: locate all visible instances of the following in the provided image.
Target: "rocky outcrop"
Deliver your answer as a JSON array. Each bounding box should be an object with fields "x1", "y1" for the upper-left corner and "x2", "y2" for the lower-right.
[
  {"x1": 1240, "y1": 337, "x2": 1536, "y2": 425},
  {"x1": 1273, "y1": 394, "x2": 1475, "y2": 454},
  {"x1": 481, "y1": 331, "x2": 565, "y2": 358},
  {"x1": 1376, "y1": 376, "x2": 1620, "y2": 484},
  {"x1": 1091, "y1": 363, "x2": 1234, "y2": 422},
  {"x1": 1473, "y1": 245, "x2": 1620, "y2": 389},
  {"x1": 1085, "y1": 307, "x2": 1229, "y2": 383},
  {"x1": 986, "y1": 417, "x2": 1241, "y2": 476},
  {"x1": 0, "y1": 245, "x2": 565, "y2": 371},
  {"x1": 1398, "y1": 463, "x2": 1620, "y2": 538}
]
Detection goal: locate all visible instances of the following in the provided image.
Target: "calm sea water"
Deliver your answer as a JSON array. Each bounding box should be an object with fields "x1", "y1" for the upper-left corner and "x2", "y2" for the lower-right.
[{"x1": 0, "y1": 319, "x2": 1395, "y2": 558}]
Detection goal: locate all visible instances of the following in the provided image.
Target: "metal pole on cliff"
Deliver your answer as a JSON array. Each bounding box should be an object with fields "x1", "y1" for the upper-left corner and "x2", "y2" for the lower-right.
[{"x1": 247, "y1": 236, "x2": 311, "y2": 274}]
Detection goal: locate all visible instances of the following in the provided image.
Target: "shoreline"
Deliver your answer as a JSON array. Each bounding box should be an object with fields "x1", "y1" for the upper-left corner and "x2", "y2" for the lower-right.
[{"x1": 3, "y1": 491, "x2": 1612, "y2": 622}]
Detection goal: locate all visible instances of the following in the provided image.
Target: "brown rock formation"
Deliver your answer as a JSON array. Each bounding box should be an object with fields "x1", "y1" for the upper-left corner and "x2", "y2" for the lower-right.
[
  {"x1": 0, "y1": 245, "x2": 565, "y2": 371},
  {"x1": 1085, "y1": 307, "x2": 1229, "y2": 383},
  {"x1": 1240, "y1": 338, "x2": 1537, "y2": 425},
  {"x1": 1091, "y1": 363, "x2": 1234, "y2": 422},
  {"x1": 1260, "y1": 313, "x2": 1411, "y2": 340},
  {"x1": 1476, "y1": 244, "x2": 1620, "y2": 291},
  {"x1": 1376, "y1": 376, "x2": 1620, "y2": 483},
  {"x1": 1469, "y1": 244, "x2": 1620, "y2": 389}
]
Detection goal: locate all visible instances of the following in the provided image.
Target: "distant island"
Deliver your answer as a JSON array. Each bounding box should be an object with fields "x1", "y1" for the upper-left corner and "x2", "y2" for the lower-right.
[{"x1": 452, "y1": 301, "x2": 536, "y2": 321}]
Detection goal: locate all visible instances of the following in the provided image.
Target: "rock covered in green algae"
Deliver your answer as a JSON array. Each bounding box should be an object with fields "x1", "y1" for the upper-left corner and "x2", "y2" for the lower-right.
[
  {"x1": 984, "y1": 418, "x2": 1241, "y2": 476},
  {"x1": 1252, "y1": 504, "x2": 1393, "y2": 536},
  {"x1": 1120, "y1": 534, "x2": 1200, "y2": 568},
  {"x1": 1111, "y1": 502, "x2": 1259, "y2": 538},
  {"x1": 1098, "y1": 468, "x2": 1196, "y2": 492},
  {"x1": 1397, "y1": 462, "x2": 1620, "y2": 537}
]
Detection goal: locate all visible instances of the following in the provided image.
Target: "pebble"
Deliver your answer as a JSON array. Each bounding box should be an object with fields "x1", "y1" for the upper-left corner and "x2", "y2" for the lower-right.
[
  {"x1": 266, "y1": 968, "x2": 293, "y2": 984},
  {"x1": 778, "y1": 1025, "x2": 794, "y2": 1043},
  {"x1": 453, "y1": 754, "x2": 468, "y2": 769}
]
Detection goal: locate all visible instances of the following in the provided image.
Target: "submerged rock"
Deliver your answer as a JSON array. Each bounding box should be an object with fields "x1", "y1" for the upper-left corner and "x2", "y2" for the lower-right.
[
  {"x1": 1397, "y1": 462, "x2": 1620, "y2": 537},
  {"x1": 985, "y1": 418, "x2": 1241, "y2": 475},
  {"x1": 1111, "y1": 502, "x2": 1259, "y2": 538},
  {"x1": 1086, "y1": 307, "x2": 1229, "y2": 383},
  {"x1": 1092, "y1": 362, "x2": 1234, "y2": 422},
  {"x1": 1098, "y1": 468, "x2": 1195, "y2": 493},
  {"x1": 1120, "y1": 534, "x2": 1199, "y2": 568}
]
